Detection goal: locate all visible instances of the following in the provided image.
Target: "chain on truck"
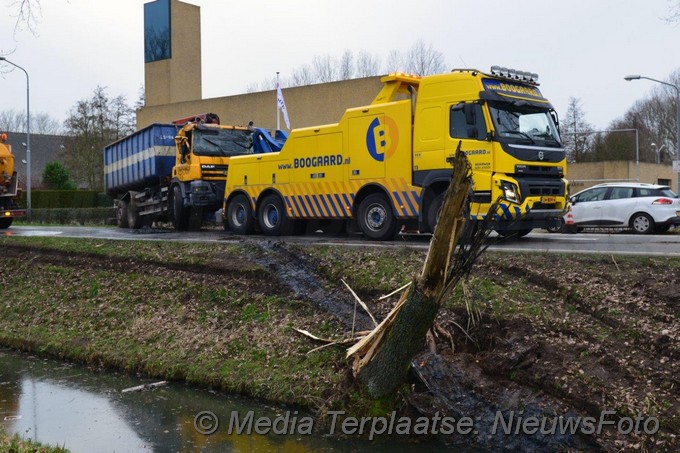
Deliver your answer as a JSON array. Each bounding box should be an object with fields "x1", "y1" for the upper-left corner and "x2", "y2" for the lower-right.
[
  {"x1": 105, "y1": 113, "x2": 287, "y2": 230},
  {"x1": 222, "y1": 66, "x2": 569, "y2": 240},
  {"x1": 0, "y1": 133, "x2": 27, "y2": 229}
]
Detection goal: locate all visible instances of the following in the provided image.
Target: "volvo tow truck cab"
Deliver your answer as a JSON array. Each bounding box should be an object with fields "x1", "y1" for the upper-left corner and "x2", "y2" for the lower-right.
[{"x1": 222, "y1": 67, "x2": 568, "y2": 240}]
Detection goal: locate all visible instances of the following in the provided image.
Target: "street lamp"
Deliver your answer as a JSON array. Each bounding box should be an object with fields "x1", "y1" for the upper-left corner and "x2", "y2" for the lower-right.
[
  {"x1": 625, "y1": 74, "x2": 680, "y2": 194},
  {"x1": 0, "y1": 57, "x2": 31, "y2": 215}
]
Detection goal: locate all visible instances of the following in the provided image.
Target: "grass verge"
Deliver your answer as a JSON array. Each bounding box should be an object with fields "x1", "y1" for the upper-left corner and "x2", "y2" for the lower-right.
[{"x1": 0, "y1": 425, "x2": 68, "y2": 453}]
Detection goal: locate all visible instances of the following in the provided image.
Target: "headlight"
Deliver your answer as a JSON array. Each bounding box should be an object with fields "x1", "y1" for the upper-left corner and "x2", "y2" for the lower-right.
[{"x1": 500, "y1": 180, "x2": 520, "y2": 203}]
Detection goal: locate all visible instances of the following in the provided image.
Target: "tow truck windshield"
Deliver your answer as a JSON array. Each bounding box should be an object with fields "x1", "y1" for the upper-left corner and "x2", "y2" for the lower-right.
[{"x1": 489, "y1": 101, "x2": 562, "y2": 147}]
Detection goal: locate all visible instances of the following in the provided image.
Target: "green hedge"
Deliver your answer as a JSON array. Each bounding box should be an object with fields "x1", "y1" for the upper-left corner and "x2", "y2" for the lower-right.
[
  {"x1": 17, "y1": 191, "x2": 113, "y2": 209},
  {"x1": 18, "y1": 207, "x2": 115, "y2": 225}
]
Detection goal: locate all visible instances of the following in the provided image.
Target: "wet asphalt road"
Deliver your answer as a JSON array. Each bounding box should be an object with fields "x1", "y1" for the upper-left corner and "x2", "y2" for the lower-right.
[{"x1": 3, "y1": 225, "x2": 680, "y2": 257}]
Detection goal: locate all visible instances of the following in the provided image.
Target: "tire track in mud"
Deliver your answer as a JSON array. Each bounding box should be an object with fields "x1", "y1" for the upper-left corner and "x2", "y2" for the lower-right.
[
  {"x1": 496, "y1": 262, "x2": 678, "y2": 357},
  {"x1": 481, "y1": 262, "x2": 680, "y2": 439},
  {"x1": 249, "y1": 240, "x2": 373, "y2": 331}
]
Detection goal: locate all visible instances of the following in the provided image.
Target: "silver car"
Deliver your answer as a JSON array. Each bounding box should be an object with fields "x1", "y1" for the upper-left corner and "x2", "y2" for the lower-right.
[{"x1": 565, "y1": 183, "x2": 680, "y2": 234}]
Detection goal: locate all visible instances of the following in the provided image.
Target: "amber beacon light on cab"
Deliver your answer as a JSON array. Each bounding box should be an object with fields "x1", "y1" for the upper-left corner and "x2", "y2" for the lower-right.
[{"x1": 222, "y1": 66, "x2": 569, "y2": 240}]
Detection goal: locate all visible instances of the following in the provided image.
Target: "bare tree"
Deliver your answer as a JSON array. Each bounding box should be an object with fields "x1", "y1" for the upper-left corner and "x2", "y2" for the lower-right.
[
  {"x1": 665, "y1": 0, "x2": 680, "y2": 22},
  {"x1": 10, "y1": 0, "x2": 42, "y2": 35},
  {"x1": 290, "y1": 64, "x2": 315, "y2": 87},
  {"x1": 562, "y1": 97, "x2": 594, "y2": 162},
  {"x1": 356, "y1": 50, "x2": 381, "y2": 78},
  {"x1": 384, "y1": 49, "x2": 405, "y2": 73},
  {"x1": 312, "y1": 55, "x2": 338, "y2": 83},
  {"x1": 62, "y1": 86, "x2": 135, "y2": 189},
  {"x1": 0, "y1": 109, "x2": 25, "y2": 132},
  {"x1": 0, "y1": 109, "x2": 61, "y2": 134},
  {"x1": 404, "y1": 40, "x2": 447, "y2": 75},
  {"x1": 244, "y1": 41, "x2": 447, "y2": 91},
  {"x1": 607, "y1": 69, "x2": 680, "y2": 163},
  {"x1": 338, "y1": 50, "x2": 355, "y2": 80},
  {"x1": 32, "y1": 112, "x2": 61, "y2": 134},
  {"x1": 134, "y1": 84, "x2": 145, "y2": 111}
]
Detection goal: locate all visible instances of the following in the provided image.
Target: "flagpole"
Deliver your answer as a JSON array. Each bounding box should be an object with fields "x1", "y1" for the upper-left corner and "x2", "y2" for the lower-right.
[{"x1": 276, "y1": 71, "x2": 280, "y2": 131}]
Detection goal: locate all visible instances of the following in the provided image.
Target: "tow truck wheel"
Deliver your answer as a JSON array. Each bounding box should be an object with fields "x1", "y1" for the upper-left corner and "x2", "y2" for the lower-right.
[
  {"x1": 426, "y1": 192, "x2": 445, "y2": 233},
  {"x1": 496, "y1": 228, "x2": 532, "y2": 239},
  {"x1": 357, "y1": 193, "x2": 396, "y2": 241},
  {"x1": 0, "y1": 217, "x2": 12, "y2": 229},
  {"x1": 116, "y1": 200, "x2": 129, "y2": 228},
  {"x1": 227, "y1": 194, "x2": 254, "y2": 234},
  {"x1": 171, "y1": 185, "x2": 189, "y2": 231},
  {"x1": 258, "y1": 194, "x2": 293, "y2": 236}
]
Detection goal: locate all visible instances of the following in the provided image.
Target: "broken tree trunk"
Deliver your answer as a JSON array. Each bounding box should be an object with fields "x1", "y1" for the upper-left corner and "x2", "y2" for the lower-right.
[{"x1": 347, "y1": 149, "x2": 476, "y2": 398}]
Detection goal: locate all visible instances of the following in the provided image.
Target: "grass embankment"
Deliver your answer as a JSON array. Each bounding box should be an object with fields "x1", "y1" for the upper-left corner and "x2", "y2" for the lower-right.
[
  {"x1": 0, "y1": 236, "x2": 678, "y2": 450},
  {"x1": 0, "y1": 237, "x2": 350, "y2": 408}
]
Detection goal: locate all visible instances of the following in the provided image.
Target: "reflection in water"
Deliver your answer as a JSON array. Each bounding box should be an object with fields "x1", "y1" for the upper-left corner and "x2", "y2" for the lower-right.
[
  {"x1": 0, "y1": 349, "x2": 443, "y2": 452},
  {"x1": 15, "y1": 379, "x2": 150, "y2": 451}
]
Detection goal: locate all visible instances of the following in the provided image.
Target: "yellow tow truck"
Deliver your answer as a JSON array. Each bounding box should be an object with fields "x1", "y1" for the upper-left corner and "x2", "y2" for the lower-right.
[{"x1": 223, "y1": 67, "x2": 568, "y2": 240}]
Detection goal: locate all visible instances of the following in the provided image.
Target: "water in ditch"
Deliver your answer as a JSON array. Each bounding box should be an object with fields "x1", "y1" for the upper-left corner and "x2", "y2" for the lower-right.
[{"x1": 0, "y1": 349, "x2": 451, "y2": 452}]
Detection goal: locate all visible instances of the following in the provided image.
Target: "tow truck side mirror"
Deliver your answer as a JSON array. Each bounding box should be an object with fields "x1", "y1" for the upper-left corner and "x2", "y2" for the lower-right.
[{"x1": 178, "y1": 137, "x2": 190, "y2": 163}]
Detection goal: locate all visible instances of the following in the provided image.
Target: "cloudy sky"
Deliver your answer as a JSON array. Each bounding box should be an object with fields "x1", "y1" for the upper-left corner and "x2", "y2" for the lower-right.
[{"x1": 1, "y1": 0, "x2": 679, "y2": 131}]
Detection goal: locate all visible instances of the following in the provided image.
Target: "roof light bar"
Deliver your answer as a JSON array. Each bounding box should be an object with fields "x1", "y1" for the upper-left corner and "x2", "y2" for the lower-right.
[{"x1": 490, "y1": 66, "x2": 539, "y2": 83}]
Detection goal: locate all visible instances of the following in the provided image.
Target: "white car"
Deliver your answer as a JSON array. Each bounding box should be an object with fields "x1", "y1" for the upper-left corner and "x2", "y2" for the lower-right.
[{"x1": 565, "y1": 183, "x2": 680, "y2": 234}]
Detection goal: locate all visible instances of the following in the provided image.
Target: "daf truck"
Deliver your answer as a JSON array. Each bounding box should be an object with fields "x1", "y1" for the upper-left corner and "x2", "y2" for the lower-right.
[{"x1": 105, "y1": 115, "x2": 286, "y2": 230}]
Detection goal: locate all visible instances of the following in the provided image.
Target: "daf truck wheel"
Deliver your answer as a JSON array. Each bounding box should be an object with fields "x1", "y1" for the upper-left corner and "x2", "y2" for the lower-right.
[
  {"x1": 116, "y1": 200, "x2": 129, "y2": 228},
  {"x1": 127, "y1": 201, "x2": 142, "y2": 229},
  {"x1": 258, "y1": 194, "x2": 293, "y2": 236},
  {"x1": 171, "y1": 185, "x2": 189, "y2": 231},
  {"x1": 0, "y1": 217, "x2": 12, "y2": 229},
  {"x1": 358, "y1": 193, "x2": 396, "y2": 241}
]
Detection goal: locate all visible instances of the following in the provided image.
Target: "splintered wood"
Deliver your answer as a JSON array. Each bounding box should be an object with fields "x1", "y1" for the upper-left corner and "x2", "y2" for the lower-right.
[{"x1": 347, "y1": 149, "x2": 474, "y2": 398}]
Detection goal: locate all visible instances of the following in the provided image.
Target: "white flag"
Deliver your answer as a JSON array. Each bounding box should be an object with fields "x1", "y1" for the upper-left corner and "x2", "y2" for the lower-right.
[{"x1": 276, "y1": 81, "x2": 290, "y2": 129}]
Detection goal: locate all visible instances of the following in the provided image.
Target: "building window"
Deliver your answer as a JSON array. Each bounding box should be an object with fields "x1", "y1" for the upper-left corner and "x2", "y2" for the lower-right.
[
  {"x1": 144, "y1": 0, "x2": 171, "y2": 63},
  {"x1": 657, "y1": 178, "x2": 671, "y2": 186}
]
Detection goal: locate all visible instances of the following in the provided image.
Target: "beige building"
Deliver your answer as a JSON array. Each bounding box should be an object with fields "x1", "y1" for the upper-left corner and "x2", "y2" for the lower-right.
[
  {"x1": 568, "y1": 161, "x2": 677, "y2": 194},
  {"x1": 139, "y1": 76, "x2": 383, "y2": 131}
]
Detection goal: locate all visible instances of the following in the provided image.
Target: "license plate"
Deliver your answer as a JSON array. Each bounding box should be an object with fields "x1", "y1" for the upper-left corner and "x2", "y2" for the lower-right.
[{"x1": 541, "y1": 196, "x2": 557, "y2": 204}]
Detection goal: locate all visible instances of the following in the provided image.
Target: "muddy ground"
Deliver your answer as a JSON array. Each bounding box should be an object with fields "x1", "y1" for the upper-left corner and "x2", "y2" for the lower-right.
[
  {"x1": 0, "y1": 236, "x2": 678, "y2": 452},
  {"x1": 259, "y1": 240, "x2": 680, "y2": 452}
]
